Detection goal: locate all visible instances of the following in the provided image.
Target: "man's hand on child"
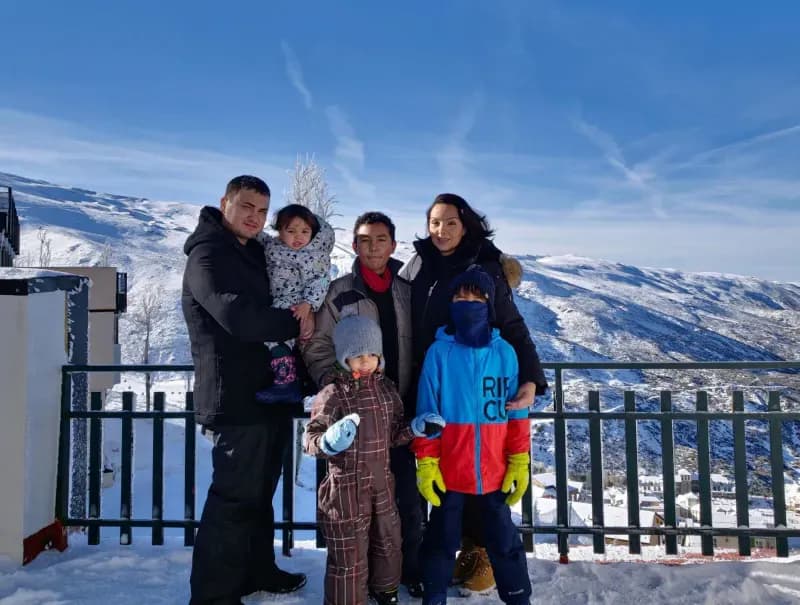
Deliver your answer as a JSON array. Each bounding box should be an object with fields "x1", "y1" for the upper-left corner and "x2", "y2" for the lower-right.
[
  {"x1": 416, "y1": 457, "x2": 446, "y2": 506},
  {"x1": 501, "y1": 452, "x2": 531, "y2": 506},
  {"x1": 506, "y1": 381, "x2": 537, "y2": 411},
  {"x1": 411, "y1": 413, "x2": 446, "y2": 438},
  {"x1": 320, "y1": 413, "x2": 360, "y2": 455},
  {"x1": 299, "y1": 314, "x2": 315, "y2": 341},
  {"x1": 291, "y1": 301, "x2": 312, "y2": 321}
]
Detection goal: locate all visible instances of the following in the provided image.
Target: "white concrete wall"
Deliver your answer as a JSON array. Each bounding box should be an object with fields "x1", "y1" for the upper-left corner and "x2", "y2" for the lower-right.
[
  {"x1": 23, "y1": 291, "x2": 68, "y2": 539},
  {"x1": 0, "y1": 290, "x2": 67, "y2": 563},
  {"x1": 0, "y1": 295, "x2": 28, "y2": 563}
]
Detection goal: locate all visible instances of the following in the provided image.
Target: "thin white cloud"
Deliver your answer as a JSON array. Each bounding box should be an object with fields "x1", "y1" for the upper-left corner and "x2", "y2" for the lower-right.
[
  {"x1": 0, "y1": 108, "x2": 290, "y2": 203},
  {"x1": 324, "y1": 105, "x2": 374, "y2": 198},
  {"x1": 572, "y1": 116, "x2": 668, "y2": 219},
  {"x1": 681, "y1": 123, "x2": 800, "y2": 168},
  {"x1": 436, "y1": 92, "x2": 484, "y2": 187},
  {"x1": 280, "y1": 41, "x2": 313, "y2": 110}
]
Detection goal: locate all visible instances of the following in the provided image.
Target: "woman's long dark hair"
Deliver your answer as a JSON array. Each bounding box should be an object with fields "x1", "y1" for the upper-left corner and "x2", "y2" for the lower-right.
[{"x1": 425, "y1": 193, "x2": 494, "y2": 246}]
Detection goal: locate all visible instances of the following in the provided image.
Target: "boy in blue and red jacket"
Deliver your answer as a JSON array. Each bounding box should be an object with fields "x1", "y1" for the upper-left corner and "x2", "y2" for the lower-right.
[{"x1": 412, "y1": 265, "x2": 532, "y2": 605}]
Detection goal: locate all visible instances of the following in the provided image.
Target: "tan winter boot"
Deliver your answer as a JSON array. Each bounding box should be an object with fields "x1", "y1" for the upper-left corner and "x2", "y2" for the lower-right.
[
  {"x1": 458, "y1": 547, "x2": 496, "y2": 595},
  {"x1": 451, "y1": 545, "x2": 480, "y2": 585}
]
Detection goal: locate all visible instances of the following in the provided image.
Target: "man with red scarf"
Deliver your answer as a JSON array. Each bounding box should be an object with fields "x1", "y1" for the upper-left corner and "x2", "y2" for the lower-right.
[{"x1": 302, "y1": 212, "x2": 423, "y2": 599}]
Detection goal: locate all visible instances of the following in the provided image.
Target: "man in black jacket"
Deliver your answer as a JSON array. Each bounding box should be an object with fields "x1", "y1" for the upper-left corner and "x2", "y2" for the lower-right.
[{"x1": 183, "y1": 175, "x2": 306, "y2": 605}]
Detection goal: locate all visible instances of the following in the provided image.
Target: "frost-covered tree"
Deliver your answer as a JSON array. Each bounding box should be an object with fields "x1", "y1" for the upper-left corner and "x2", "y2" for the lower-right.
[
  {"x1": 96, "y1": 242, "x2": 113, "y2": 266},
  {"x1": 285, "y1": 154, "x2": 339, "y2": 223},
  {"x1": 126, "y1": 287, "x2": 167, "y2": 410},
  {"x1": 37, "y1": 227, "x2": 52, "y2": 267}
]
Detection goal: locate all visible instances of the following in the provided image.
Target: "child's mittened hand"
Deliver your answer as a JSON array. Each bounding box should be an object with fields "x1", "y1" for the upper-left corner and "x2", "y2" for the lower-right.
[
  {"x1": 320, "y1": 413, "x2": 361, "y2": 455},
  {"x1": 411, "y1": 413, "x2": 446, "y2": 438},
  {"x1": 501, "y1": 452, "x2": 531, "y2": 506},
  {"x1": 416, "y1": 457, "x2": 446, "y2": 506}
]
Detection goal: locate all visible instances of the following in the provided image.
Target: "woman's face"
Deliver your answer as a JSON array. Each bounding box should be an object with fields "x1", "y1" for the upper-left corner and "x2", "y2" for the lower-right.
[{"x1": 428, "y1": 203, "x2": 466, "y2": 256}]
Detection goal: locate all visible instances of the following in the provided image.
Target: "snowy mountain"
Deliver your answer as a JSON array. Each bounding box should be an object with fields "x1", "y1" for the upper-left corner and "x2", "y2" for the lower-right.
[{"x1": 4, "y1": 171, "x2": 800, "y2": 480}]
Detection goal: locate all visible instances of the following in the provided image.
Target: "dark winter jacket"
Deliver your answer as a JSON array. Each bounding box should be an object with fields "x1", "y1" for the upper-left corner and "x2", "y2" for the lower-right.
[
  {"x1": 399, "y1": 237, "x2": 547, "y2": 393},
  {"x1": 182, "y1": 206, "x2": 299, "y2": 426},
  {"x1": 301, "y1": 258, "x2": 414, "y2": 407}
]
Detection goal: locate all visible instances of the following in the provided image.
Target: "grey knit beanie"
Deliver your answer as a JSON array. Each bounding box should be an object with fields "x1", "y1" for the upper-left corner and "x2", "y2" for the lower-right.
[{"x1": 333, "y1": 315, "x2": 384, "y2": 371}]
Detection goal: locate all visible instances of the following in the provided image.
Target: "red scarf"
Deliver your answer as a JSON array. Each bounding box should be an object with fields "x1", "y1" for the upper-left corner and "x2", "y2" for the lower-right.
[{"x1": 360, "y1": 263, "x2": 393, "y2": 293}]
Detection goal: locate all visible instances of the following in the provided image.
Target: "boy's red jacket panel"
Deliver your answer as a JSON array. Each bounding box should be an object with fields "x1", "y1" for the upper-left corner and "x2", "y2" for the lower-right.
[{"x1": 412, "y1": 327, "x2": 530, "y2": 494}]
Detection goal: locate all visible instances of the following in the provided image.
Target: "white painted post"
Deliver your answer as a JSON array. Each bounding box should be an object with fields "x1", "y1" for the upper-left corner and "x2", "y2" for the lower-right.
[{"x1": 0, "y1": 270, "x2": 87, "y2": 564}]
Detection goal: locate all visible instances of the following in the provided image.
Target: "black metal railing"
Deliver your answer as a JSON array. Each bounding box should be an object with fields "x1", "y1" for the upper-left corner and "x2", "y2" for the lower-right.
[
  {"x1": 56, "y1": 361, "x2": 800, "y2": 559},
  {"x1": 0, "y1": 185, "x2": 20, "y2": 266},
  {"x1": 522, "y1": 361, "x2": 800, "y2": 560}
]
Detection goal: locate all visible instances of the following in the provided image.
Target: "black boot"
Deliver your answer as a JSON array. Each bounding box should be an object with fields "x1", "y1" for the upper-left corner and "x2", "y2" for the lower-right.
[
  {"x1": 243, "y1": 568, "x2": 307, "y2": 595},
  {"x1": 369, "y1": 588, "x2": 399, "y2": 604},
  {"x1": 403, "y1": 579, "x2": 425, "y2": 599}
]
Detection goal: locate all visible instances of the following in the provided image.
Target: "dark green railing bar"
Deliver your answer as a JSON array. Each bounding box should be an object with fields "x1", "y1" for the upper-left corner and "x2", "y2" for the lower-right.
[
  {"x1": 588, "y1": 391, "x2": 605, "y2": 554},
  {"x1": 152, "y1": 392, "x2": 165, "y2": 546},
  {"x1": 120, "y1": 391, "x2": 134, "y2": 545},
  {"x1": 660, "y1": 391, "x2": 677, "y2": 555},
  {"x1": 55, "y1": 368, "x2": 72, "y2": 524},
  {"x1": 521, "y1": 447, "x2": 534, "y2": 552},
  {"x1": 695, "y1": 391, "x2": 713, "y2": 556},
  {"x1": 282, "y1": 417, "x2": 294, "y2": 556},
  {"x1": 514, "y1": 525, "x2": 798, "y2": 537},
  {"x1": 88, "y1": 391, "x2": 103, "y2": 545},
  {"x1": 732, "y1": 391, "x2": 750, "y2": 556},
  {"x1": 623, "y1": 391, "x2": 640, "y2": 555},
  {"x1": 61, "y1": 517, "x2": 318, "y2": 530},
  {"x1": 63, "y1": 361, "x2": 800, "y2": 373},
  {"x1": 768, "y1": 391, "x2": 788, "y2": 557},
  {"x1": 184, "y1": 392, "x2": 196, "y2": 547},
  {"x1": 507, "y1": 410, "x2": 800, "y2": 421},
  {"x1": 553, "y1": 368, "x2": 570, "y2": 558}
]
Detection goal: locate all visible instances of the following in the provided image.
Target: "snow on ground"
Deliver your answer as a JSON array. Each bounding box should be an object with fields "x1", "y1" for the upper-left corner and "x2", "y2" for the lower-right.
[{"x1": 2, "y1": 540, "x2": 800, "y2": 604}]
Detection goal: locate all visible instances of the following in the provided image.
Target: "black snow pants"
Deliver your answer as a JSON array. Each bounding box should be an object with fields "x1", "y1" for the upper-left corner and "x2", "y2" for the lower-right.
[{"x1": 189, "y1": 421, "x2": 290, "y2": 602}]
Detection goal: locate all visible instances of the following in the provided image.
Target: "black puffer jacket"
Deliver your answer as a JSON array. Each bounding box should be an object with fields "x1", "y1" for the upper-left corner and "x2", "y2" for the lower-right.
[
  {"x1": 400, "y1": 237, "x2": 547, "y2": 393},
  {"x1": 182, "y1": 206, "x2": 299, "y2": 426}
]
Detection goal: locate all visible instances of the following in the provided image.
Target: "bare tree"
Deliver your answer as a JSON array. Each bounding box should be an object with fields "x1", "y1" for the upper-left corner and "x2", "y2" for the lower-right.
[
  {"x1": 97, "y1": 242, "x2": 113, "y2": 266},
  {"x1": 37, "y1": 227, "x2": 52, "y2": 267},
  {"x1": 127, "y1": 287, "x2": 167, "y2": 410},
  {"x1": 285, "y1": 154, "x2": 339, "y2": 223},
  {"x1": 13, "y1": 249, "x2": 35, "y2": 268}
]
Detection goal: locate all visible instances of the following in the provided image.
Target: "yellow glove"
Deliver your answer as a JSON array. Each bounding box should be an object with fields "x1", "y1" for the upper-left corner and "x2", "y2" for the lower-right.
[
  {"x1": 501, "y1": 452, "x2": 530, "y2": 506},
  {"x1": 416, "y1": 457, "x2": 446, "y2": 506}
]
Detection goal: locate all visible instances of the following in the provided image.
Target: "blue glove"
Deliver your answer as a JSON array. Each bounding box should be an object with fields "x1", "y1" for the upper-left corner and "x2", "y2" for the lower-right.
[
  {"x1": 320, "y1": 413, "x2": 360, "y2": 455},
  {"x1": 411, "y1": 413, "x2": 446, "y2": 438}
]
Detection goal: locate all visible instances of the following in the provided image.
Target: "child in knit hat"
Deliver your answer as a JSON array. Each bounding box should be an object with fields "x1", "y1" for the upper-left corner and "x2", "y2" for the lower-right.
[
  {"x1": 304, "y1": 315, "x2": 444, "y2": 605},
  {"x1": 413, "y1": 265, "x2": 532, "y2": 605}
]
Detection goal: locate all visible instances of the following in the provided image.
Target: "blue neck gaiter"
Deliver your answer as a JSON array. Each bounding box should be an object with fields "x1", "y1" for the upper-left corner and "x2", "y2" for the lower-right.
[{"x1": 450, "y1": 301, "x2": 491, "y2": 348}]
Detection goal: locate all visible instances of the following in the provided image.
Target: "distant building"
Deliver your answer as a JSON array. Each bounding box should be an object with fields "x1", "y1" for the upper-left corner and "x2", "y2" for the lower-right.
[
  {"x1": 48, "y1": 266, "x2": 127, "y2": 396},
  {"x1": 534, "y1": 498, "x2": 665, "y2": 546},
  {"x1": 0, "y1": 187, "x2": 20, "y2": 267},
  {"x1": 532, "y1": 472, "x2": 584, "y2": 501}
]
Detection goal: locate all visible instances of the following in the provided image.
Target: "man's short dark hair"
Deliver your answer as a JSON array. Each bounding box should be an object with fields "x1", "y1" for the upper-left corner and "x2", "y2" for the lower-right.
[
  {"x1": 225, "y1": 175, "x2": 271, "y2": 198},
  {"x1": 353, "y1": 211, "x2": 396, "y2": 243}
]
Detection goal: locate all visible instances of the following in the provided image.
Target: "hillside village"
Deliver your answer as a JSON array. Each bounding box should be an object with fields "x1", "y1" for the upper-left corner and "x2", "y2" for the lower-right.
[{"x1": 531, "y1": 468, "x2": 800, "y2": 551}]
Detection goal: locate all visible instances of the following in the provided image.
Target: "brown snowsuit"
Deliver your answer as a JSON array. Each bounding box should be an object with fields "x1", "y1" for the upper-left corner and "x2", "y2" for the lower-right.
[{"x1": 304, "y1": 371, "x2": 414, "y2": 605}]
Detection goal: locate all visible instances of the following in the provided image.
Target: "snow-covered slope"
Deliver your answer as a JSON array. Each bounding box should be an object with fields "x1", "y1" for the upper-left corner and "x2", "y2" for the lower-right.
[{"x1": 4, "y1": 171, "x2": 800, "y2": 478}]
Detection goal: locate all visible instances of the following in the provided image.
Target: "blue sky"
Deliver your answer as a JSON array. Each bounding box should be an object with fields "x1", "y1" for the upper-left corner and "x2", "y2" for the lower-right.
[{"x1": 1, "y1": 0, "x2": 799, "y2": 281}]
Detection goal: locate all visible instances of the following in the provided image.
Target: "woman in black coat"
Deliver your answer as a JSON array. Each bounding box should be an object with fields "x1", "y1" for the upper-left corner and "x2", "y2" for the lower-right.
[{"x1": 400, "y1": 192, "x2": 547, "y2": 593}]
